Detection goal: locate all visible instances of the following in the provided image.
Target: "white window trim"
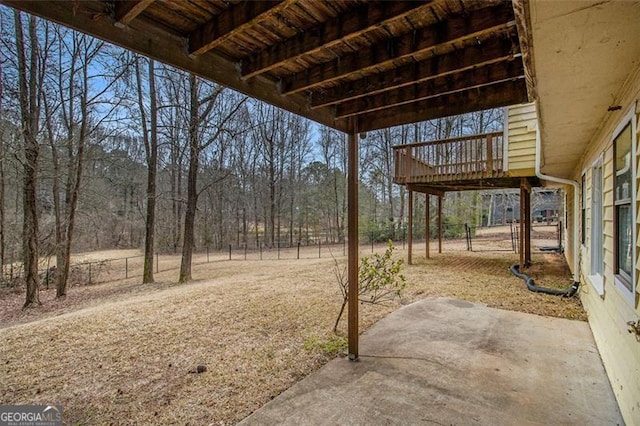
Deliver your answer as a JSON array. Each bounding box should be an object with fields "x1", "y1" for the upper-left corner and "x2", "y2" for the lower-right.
[
  {"x1": 588, "y1": 273, "x2": 605, "y2": 296},
  {"x1": 581, "y1": 171, "x2": 587, "y2": 249},
  {"x1": 591, "y1": 156, "x2": 604, "y2": 277},
  {"x1": 612, "y1": 103, "x2": 637, "y2": 305}
]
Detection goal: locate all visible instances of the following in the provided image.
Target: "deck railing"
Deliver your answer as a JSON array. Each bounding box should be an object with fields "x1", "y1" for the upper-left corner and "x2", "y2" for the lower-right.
[{"x1": 393, "y1": 132, "x2": 504, "y2": 184}]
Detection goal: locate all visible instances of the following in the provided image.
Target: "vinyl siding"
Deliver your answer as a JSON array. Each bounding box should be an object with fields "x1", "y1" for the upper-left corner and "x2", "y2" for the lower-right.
[
  {"x1": 506, "y1": 103, "x2": 537, "y2": 175},
  {"x1": 574, "y1": 73, "x2": 640, "y2": 424}
]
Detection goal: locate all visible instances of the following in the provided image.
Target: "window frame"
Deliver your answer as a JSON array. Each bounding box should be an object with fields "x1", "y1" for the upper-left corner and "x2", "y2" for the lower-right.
[
  {"x1": 612, "y1": 104, "x2": 637, "y2": 305},
  {"x1": 589, "y1": 157, "x2": 604, "y2": 295},
  {"x1": 581, "y1": 172, "x2": 587, "y2": 247}
]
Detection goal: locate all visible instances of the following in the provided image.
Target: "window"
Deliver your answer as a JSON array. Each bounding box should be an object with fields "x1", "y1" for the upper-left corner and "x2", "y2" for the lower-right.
[
  {"x1": 581, "y1": 173, "x2": 586, "y2": 246},
  {"x1": 614, "y1": 120, "x2": 634, "y2": 295},
  {"x1": 591, "y1": 162, "x2": 603, "y2": 277}
]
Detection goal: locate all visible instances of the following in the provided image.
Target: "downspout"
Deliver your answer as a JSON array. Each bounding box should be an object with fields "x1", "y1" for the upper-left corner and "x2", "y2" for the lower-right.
[{"x1": 534, "y1": 105, "x2": 580, "y2": 286}]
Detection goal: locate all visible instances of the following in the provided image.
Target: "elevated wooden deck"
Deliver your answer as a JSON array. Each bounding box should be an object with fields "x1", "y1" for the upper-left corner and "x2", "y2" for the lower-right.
[{"x1": 393, "y1": 131, "x2": 539, "y2": 193}]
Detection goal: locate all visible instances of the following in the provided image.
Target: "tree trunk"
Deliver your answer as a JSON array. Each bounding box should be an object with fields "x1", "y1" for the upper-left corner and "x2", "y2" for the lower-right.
[
  {"x1": 179, "y1": 75, "x2": 199, "y2": 283},
  {"x1": 137, "y1": 57, "x2": 158, "y2": 284},
  {"x1": 56, "y1": 35, "x2": 93, "y2": 298},
  {"x1": 180, "y1": 142, "x2": 198, "y2": 282},
  {"x1": 15, "y1": 12, "x2": 40, "y2": 307}
]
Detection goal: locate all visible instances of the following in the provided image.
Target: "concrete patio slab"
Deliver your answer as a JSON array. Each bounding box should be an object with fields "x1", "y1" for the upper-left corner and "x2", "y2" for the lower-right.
[{"x1": 240, "y1": 298, "x2": 623, "y2": 425}]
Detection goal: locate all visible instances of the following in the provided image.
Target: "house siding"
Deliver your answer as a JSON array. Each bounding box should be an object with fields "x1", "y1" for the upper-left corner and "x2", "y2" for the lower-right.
[
  {"x1": 506, "y1": 103, "x2": 537, "y2": 175},
  {"x1": 573, "y1": 72, "x2": 640, "y2": 424}
]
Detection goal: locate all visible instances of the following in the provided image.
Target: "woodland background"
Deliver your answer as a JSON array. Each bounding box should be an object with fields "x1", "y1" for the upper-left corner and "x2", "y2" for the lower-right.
[{"x1": 1, "y1": 11, "x2": 520, "y2": 304}]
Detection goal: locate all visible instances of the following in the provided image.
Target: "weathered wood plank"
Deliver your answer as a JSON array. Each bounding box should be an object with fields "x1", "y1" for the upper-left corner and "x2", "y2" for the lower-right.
[
  {"x1": 350, "y1": 79, "x2": 528, "y2": 133},
  {"x1": 281, "y1": 3, "x2": 516, "y2": 95},
  {"x1": 114, "y1": 0, "x2": 155, "y2": 27},
  {"x1": 336, "y1": 61, "x2": 525, "y2": 119},
  {"x1": 311, "y1": 33, "x2": 519, "y2": 108},
  {"x1": 189, "y1": 0, "x2": 293, "y2": 56},
  {"x1": 240, "y1": 1, "x2": 435, "y2": 79}
]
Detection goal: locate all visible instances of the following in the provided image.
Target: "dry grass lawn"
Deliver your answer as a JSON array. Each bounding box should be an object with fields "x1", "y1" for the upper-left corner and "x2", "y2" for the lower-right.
[{"x1": 0, "y1": 230, "x2": 584, "y2": 425}]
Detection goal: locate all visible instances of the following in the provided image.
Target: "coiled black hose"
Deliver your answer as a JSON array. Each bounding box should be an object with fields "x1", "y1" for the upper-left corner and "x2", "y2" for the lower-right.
[{"x1": 510, "y1": 264, "x2": 579, "y2": 297}]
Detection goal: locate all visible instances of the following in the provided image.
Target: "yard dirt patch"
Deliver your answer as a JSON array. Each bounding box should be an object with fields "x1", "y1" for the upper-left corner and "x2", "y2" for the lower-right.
[{"x1": 0, "y1": 234, "x2": 584, "y2": 425}]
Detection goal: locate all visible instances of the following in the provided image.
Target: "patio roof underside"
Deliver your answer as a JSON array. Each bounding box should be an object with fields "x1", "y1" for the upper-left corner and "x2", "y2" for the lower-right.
[{"x1": 2, "y1": 0, "x2": 531, "y2": 134}]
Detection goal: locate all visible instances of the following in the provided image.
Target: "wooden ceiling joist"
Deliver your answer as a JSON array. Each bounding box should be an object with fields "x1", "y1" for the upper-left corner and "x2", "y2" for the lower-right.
[
  {"x1": 349, "y1": 79, "x2": 528, "y2": 132},
  {"x1": 311, "y1": 33, "x2": 519, "y2": 109},
  {"x1": 240, "y1": 1, "x2": 434, "y2": 80},
  {"x1": 1, "y1": 0, "x2": 531, "y2": 135},
  {"x1": 189, "y1": 0, "x2": 292, "y2": 56},
  {"x1": 114, "y1": 0, "x2": 155, "y2": 28},
  {"x1": 280, "y1": 3, "x2": 516, "y2": 96},
  {"x1": 335, "y1": 61, "x2": 525, "y2": 119},
  {"x1": 1, "y1": 0, "x2": 342, "y2": 130}
]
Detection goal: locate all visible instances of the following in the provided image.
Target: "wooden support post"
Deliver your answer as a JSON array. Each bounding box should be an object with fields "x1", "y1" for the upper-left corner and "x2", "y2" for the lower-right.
[
  {"x1": 524, "y1": 182, "x2": 532, "y2": 266},
  {"x1": 438, "y1": 196, "x2": 443, "y2": 254},
  {"x1": 425, "y1": 194, "x2": 430, "y2": 259},
  {"x1": 408, "y1": 190, "x2": 413, "y2": 265},
  {"x1": 519, "y1": 180, "x2": 526, "y2": 270},
  {"x1": 347, "y1": 131, "x2": 359, "y2": 361}
]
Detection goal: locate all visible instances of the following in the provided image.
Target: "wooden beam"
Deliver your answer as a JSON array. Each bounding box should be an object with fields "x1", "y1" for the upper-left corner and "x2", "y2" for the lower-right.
[
  {"x1": 281, "y1": 3, "x2": 516, "y2": 95},
  {"x1": 114, "y1": 0, "x2": 155, "y2": 28},
  {"x1": 408, "y1": 190, "x2": 413, "y2": 265},
  {"x1": 335, "y1": 60, "x2": 525, "y2": 119},
  {"x1": 240, "y1": 1, "x2": 433, "y2": 79},
  {"x1": 189, "y1": 0, "x2": 292, "y2": 56},
  {"x1": 512, "y1": 0, "x2": 536, "y2": 102},
  {"x1": 1, "y1": 1, "x2": 345, "y2": 132},
  {"x1": 406, "y1": 184, "x2": 445, "y2": 198},
  {"x1": 311, "y1": 33, "x2": 520, "y2": 109},
  {"x1": 349, "y1": 79, "x2": 528, "y2": 133},
  {"x1": 347, "y1": 131, "x2": 359, "y2": 361}
]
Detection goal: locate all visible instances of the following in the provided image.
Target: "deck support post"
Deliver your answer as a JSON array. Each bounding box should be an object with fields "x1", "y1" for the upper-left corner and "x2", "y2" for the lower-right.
[
  {"x1": 347, "y1": 130, "x2": 359, "y2": 361},
  {"x1": 425, "y1": 194, "x2": 430, "y2": 259},
  {"x1": 524, "y1": 182, "x2": 532, "y2": 266},
  {"x1": 408, "y1": 189, "x2": 413, "y2": 265},
  {"x1": 519, "y1": 178, "x2": 532, "y2": 269},
  {"x1": 438, "y1": 195, "x2": 443, "y2": 253}
]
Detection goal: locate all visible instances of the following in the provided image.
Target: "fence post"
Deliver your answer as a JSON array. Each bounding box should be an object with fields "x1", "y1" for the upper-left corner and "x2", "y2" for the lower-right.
[
  {"x1": 229, "y1": 244, "x2": 232, "y2": 260},
  {"x1": 318, "y1": 240, "x2": 321, "y2": 258},
  {"x1": 297, "y1": 242, "x2": 300, "y2": 259},
  {"x1": 207, "y1": 246, "x2": 210, "y2": 263},
  {"x1": 278, "y1": 242, "x2": 280, "y2": 260},
  {"x1": 244, "y1": 244, "x2": 247, "y2": 260},
  {"x1": 260, "y1": 242, "x2": 263, "y2": 260},
  {"x1": 125, "y1": 257, "x2": 128, "y2": 279},
  {"x1": 89, "y1": 262, "x2": 92, "y2": 285}
]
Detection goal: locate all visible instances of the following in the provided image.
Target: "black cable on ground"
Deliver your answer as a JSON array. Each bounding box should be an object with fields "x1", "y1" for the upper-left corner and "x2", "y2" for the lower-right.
[
  {"x1": 539, "y1": 246, "x2": 563, "y2": 253},
  {"x1": 510, "y1": 264, "x2": 579, "y2": 297}
]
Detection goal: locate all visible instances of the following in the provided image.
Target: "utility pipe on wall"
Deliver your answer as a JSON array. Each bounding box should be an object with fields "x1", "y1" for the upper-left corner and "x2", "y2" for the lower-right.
[{"x1": 534, "y1": 103, "x2": 580, "y2": 284}]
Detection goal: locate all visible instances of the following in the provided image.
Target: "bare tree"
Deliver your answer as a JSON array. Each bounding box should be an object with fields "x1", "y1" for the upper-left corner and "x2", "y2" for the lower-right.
[
  {"x1": 179, "y1": 75, "x2": 245, "y2": 283},
  {"x1": 134, "y1": 55, "x2": 158, "y2": 283},
  {"x1": 47, "y1": 30, "x2": 116, "y2": 297},
  {"x1": 14, "y1": 11, "x2": 41, "y2": 307}
]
